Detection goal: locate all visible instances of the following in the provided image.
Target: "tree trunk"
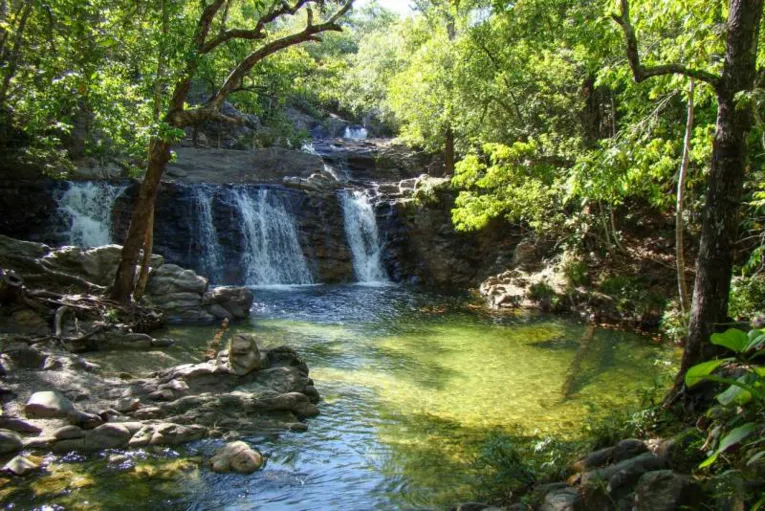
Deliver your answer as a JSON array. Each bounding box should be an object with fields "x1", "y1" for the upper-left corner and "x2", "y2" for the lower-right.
[
  {"x1": 133, "y1": 203, "x2": 155, "y2": 300},
  {"x1": 676, "y1": 79, "x2": 694, "y2": 317},
  {"x1": 674, "y1": 0, "x2": 762, "y2": 388},
  {"x1": 109, "y1": 139, "x2": 170, "y2": 303},
  {"x1": 444, "y1": 126, "x2": 455, "y2": 176}
]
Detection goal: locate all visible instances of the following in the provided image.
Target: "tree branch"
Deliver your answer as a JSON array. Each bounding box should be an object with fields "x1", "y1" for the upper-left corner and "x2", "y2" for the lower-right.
[
  {"x1": 611, "y1": 0, "x2": 721, "y2": 88},
  {"x1": 200, "y1": 0, "x2": 313, "y2": 54},
  {"x1": 207, "y1": 0, "x2": 353, "y2": 107}
]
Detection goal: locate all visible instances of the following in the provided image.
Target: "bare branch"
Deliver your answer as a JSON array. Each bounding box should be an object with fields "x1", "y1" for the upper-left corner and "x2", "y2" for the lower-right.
[{"x1": 611, "y1": 0, "x2": 721, "y2": 88}]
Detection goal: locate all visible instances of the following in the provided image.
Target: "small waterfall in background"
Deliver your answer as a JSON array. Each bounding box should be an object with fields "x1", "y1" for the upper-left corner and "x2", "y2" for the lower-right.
[
  {"x1": 341, "y1": 189, "x2": 388, "y2": 283},
  {"x1": 232, "y1": 187, "x2": 313, "y2": 286},
  {"x1": 343, "y1": 126, "x2": 368, "y2": 140},
  {"x1": 190, "y1": 185, "x2": 224, "y2": 284},
  {"x1": 57, "y1": 181, "x2": 126, "y2": 247}
]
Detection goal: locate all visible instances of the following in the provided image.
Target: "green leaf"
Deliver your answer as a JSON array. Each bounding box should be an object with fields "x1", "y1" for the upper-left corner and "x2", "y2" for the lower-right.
[
  {"x1": 716, "y1": 375, "x2": 751, "y2": 405},
  {"x1": 747, "y1": 450, "x2": 765, "y2": 467},
  {"x1": 700, "y1": 423, "x2": 758, "y2": 468},
  {"x1": 710, "y1": 328, "x2": 749, "y2": 353},
  {"x1": 746, "y1": 333, "x2": 765, "y2": 352},
  {"x1": 685, "y1": 359, "x2": 726, "y2": 387}
]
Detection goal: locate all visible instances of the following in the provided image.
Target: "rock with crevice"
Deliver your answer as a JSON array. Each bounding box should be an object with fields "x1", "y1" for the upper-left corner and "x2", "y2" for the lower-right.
[{"x1": 227, "y1": 333, "x2": 261, "y2": 375}]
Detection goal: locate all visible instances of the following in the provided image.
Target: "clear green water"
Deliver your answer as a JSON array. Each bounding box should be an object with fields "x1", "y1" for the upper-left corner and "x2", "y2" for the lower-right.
[{"x1": 2, "y1": 285, "x2": 677, "y2": 510}]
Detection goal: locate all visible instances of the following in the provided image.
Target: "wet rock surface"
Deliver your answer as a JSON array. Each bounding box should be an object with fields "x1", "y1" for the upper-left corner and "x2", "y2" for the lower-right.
[
  {"x1": 210, "y1": 441, "x2": 264, "y2": 474},
  {"x1": 0, "y1": 330, "x2": 319, "y2": 470}
]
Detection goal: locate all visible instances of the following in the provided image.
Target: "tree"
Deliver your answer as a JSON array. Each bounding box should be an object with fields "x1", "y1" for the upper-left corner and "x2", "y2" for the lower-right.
[
  {"x1": 611, "y1": 0, "x2": 764, "y2": 393},
  {"x1": 110, "y1": 0, "x2": 353, "y2": 303}
]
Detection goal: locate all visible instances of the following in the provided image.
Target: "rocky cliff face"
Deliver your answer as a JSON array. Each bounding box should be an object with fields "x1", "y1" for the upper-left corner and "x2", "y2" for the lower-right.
[{"x1": 0, "y1": 140, "x2": 518, "y2": 287}]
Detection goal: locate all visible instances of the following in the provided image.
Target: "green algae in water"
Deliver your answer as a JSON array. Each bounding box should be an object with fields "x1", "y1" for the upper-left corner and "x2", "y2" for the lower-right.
[
  {"x1": 9, "y1": 287, "x2": 678, "y2": 509},
  {"x1": 3, "y1": 452, "x2": 203, "y2": 510}
]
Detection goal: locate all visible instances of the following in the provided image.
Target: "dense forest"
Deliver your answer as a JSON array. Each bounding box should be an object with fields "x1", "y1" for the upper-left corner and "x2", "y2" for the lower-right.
[{"x1": 0, "y1": 0, "x2": 764, "y2": 509}]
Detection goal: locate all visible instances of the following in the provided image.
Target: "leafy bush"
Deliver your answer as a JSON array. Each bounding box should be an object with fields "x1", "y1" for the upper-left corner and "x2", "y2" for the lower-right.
[
  {"x1": 684, "y1": 328, "x2": 764, "y2": 478},
  {"x1": 728, "y1": 275, "x2": 765, "y2": 321},
  {"x1": 599, "y1": 275, "x2": 665, "y2": 317},
  {"x1": 561, "y1": 256, "x2": 589, "y2": 288},
  {"x1": 660, "y1": 300, "x2": 689, "y2": 342}
]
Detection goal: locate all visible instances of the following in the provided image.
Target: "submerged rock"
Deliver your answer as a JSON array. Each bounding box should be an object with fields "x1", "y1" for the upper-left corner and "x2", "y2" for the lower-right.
[
  {"x1": 2, "y1": 454, "x2": 41, "y2": 476},
  {"x1": 210, "y1": 441, "x2": 264, "y2": 474}
]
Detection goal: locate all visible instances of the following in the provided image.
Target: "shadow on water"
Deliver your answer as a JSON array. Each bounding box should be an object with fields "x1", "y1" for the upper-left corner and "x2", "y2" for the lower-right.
[{"x1": 6, "y1": 285, "x2": 678, "y2": 510}]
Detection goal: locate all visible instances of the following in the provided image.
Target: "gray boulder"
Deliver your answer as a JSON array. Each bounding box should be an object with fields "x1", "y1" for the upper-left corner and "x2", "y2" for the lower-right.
[
  {"x1": 146, "y1": 264, "x2": 207, "y2": 295},
  {"x1": 85, "y1": 423, "x2": 131, "y2": 449},
  {"x1": 25, "y1": 391, "x2": 77, "y2": 419}
]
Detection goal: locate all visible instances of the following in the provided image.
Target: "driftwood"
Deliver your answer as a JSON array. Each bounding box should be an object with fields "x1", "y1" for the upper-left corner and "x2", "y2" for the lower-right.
[{"x1": 2, "y1": 271, "x2": 164, "y2": 348}]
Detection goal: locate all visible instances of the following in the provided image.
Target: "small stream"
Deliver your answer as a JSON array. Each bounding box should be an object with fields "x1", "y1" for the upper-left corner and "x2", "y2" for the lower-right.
[{"x1": 6, "y1": 286, "x2": 676, "y2": 510}]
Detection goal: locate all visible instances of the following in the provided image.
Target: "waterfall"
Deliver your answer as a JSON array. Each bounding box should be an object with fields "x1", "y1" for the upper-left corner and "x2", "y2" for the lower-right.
[
  {"x1": 190, "y1": 185, "x2": 224, "y2": 284},
  {"x1": 232, "y1": 187, "x2": 313, "y2": 286},
  {"x1": 341, "y1": 189, "x2": 388, "y2": 283},
  {"x1": 343, "y1": 126, "x2": 368, "y2": 140},
  {"x1": 57, "y1": 181, "x2": 126, "y2": 247}
]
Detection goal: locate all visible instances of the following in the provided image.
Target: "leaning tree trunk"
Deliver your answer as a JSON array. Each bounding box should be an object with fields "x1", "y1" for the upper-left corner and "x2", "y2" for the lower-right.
[
  {"x1": 674, "y1": 0, "x2": 763, "y2": 387},
  {"x1": 676, "y1": 79, "x2": 694, "y2": 317},
  {"x1": 109, "y1": 139, "x2": 171, "y2": 303}
]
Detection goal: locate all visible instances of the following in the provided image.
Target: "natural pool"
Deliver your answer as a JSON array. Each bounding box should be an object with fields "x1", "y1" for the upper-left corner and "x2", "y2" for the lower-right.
[{"x1": 3, "y1": 285, "x2": 677, "y2": 510}]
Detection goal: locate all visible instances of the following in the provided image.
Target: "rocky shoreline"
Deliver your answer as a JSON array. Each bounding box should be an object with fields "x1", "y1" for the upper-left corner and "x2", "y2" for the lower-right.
[{"x1": 0, "y1": 233, "x2": 320, "y2": 481}]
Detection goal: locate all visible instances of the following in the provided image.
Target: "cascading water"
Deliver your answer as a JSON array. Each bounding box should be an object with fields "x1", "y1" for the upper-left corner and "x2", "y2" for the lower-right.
[
  {"x1": 343, "y1": 126, "x2": 368, "y2": 140},
  {"x1": 190, "y1": 185, "x2": 224, "y2": 284},
  {"x1": 341, "y1": 189, "x2": 388, "y2": 283},
  {"x1": 57, "y1": 181, "x2": 126, "y2": 247},
  {"x1": 232, "y1": 187, "x2": 313, "y2": 286}
]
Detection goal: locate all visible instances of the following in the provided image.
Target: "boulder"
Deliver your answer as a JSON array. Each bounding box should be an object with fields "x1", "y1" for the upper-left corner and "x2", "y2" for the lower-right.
[
  {"x1": 2, "y1": 455, "x2": 41, "y2": 476},
  {"x1": 114, "y1": 398, "x2": 140, "y2": 413},
  {"x1": 25, "y1": 391, "x2": 76, "y2": 419},
  {"x1": 581, "y1": 452, "x2": 667, "y2": 503},
  {"x1": 210, "y1": 441, "x2": 263, "y2": 474},
  {"x1": 85, "y1": 423, "x2": 131, "y2": 449},
  {"x1": 540, "y1": 487, "x2": 580, "y2": 511},
  {"x1": 0, "y1": 417, "x2": 42, "y2": 435},
  {"x1": 634, "y1": 470, "x2": 699, "y2": 510},
  {"x1": 512, "y1": 240, "x2": 538, "y2": 267},
  {"x1": 146, "y1": 264, "x2": 208, "y2": 295},
  {"x1": 228, "y1": 334, "x2": 261, "y2": 375},
  {"x1": 42, "y1": 245, "x2": 163, "y2": 287},
  {"x1": 53, "y1": 425, "x2": 86, "y2": 440},
  {"x1": 574, "y1": 439, "x2": 648, "y2": 472},
  {"x1": 0, "y1": 430, "x2": 23, "y2": 455},
  {"x1": 202, "y1": 287, "x2": 254, "y2": 320}
]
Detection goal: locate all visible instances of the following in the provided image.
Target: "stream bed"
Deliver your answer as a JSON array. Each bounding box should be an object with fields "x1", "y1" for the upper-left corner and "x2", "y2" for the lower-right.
[{"x1": 4, "y1": 285, "x2": 677, "y2": 510}]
